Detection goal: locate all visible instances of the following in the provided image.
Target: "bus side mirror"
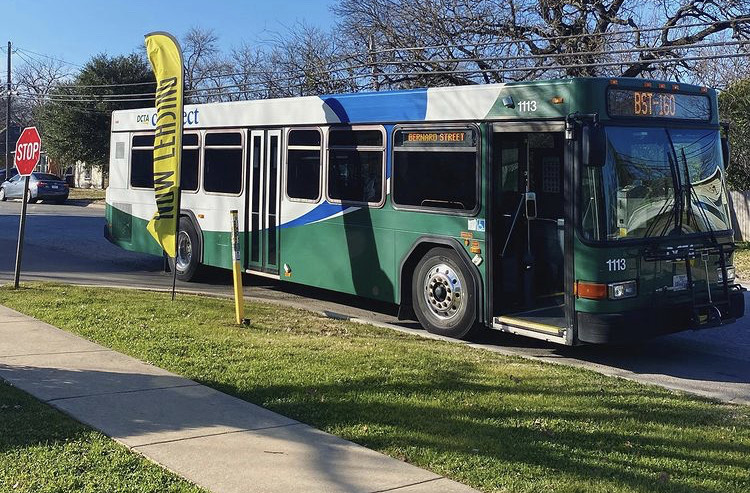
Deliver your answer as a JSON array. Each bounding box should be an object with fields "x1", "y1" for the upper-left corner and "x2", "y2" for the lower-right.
[
  {"x1": 582, "y1": 126, "x2": 605, "y2": 167},
  {"x1": 721, "y1": 136, "x2": 731, "y2": 170},
  {"x1": 525, "y1": 192, "x2": 537, "y2": 220}
]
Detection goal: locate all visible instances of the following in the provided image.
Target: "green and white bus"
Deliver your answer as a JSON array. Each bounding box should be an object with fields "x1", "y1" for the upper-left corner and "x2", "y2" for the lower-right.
[{"x1": 105, "y1": 77, "x2": 745, "y2": 344}]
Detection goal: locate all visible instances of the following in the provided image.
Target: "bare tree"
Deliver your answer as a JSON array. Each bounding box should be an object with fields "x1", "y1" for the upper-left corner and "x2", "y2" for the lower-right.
[
  {"x1": 10, "y1": 56, "x2": 72, "y2": 127},
  {"x1": 331, "y1": 0, "x2": 750, "y2": 88},
  {"x1": 261, "y1": 23, "x2": 361, "y2": 98},
  {"x1": 182, "y1": 27, "x2": 228, "y2": 103},
  {"x1": 225, "y1": 42, "x2": 268, "y2": 101},
  {"x1": 688, "y1": 34, "x2": 750, "y2": 89}
]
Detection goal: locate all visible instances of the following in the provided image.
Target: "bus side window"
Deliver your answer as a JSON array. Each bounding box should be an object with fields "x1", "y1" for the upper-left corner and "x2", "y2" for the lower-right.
[
  {"x1": 181, "y1": 133, "x2": 200, "y2": 192},
  {"x1": 203, "y1": 132, "x2": 243, "y2": 194},
  {"x1": 327, "y1": 128, "x2": 385, "y2": 206},
  {"x1": 392, "y1": 127, "x2": 478, "y2": 212},
  {"x1": 130, "y1": 134, "x2": 155, "y2": 188},
  {"x1": 130, "y1": 133, "x2": 200, "y2": 191},
  {"x1": 287, "y1": 129, "x2": 322, "y2": 201}
]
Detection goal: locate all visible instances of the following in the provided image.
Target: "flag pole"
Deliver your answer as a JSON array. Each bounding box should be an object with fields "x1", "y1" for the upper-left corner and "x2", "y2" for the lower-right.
[
  {"x1": 171, "y1": 179, "x2": 181, "y2": 301},
  {"x1": 144, "y1": 31, "x2": 184, "y2": 302}
]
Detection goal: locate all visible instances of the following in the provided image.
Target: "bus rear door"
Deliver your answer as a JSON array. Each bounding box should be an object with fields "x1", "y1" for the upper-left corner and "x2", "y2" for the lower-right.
[{"x1": 246, "y1": 129, "x2": 281, "y2": 275}]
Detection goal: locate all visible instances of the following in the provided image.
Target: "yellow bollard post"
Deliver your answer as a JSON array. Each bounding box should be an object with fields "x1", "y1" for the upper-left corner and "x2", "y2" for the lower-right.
[{"x1": 229, "y1": 210, "x2": 246, "y2": 324}]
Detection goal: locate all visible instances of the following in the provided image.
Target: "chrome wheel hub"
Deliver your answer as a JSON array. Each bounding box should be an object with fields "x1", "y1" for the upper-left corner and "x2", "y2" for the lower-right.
[
  {"x1": 423, "y1": 263, "x2": 463, "y2": 320},
  {"x1": 176, "y1": 231, "x2": 192, "y2": 271}
]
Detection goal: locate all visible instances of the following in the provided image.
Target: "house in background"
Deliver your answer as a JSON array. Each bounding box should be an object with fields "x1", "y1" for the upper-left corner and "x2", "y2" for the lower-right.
[
  {"x1": 51, "y1": 160, "x2": 105, "y2": 189},
  {"x1": 43, "y1": 157, "x2": 105, "y2": 189},
  {"x1": 70, "y1": 161, "x2": 105, "y2": 188}
]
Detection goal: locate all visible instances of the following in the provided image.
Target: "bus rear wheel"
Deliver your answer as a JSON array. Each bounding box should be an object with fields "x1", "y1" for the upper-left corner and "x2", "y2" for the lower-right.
[
  {"x1": 412, "y1": 247, "x2": 477, "y2": 339},
  {"x1": 172, "y1": 217, "x2": 202, "y2": 282}
]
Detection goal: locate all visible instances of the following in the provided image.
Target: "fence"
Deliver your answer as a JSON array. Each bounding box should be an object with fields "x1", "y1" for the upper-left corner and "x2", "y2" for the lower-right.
[{"x1": 730, "y1": 191, "x2": 750, "y2": 241}]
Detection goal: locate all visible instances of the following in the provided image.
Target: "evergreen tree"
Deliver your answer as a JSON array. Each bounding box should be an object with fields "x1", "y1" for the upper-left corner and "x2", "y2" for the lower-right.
[{"x1": 37, "y1": 53, "x2": 155, "y2": 175}]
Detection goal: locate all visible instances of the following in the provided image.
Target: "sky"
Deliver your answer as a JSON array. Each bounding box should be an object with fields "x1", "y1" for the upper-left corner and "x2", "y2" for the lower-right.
[{"x1": 4, "y1": 0, "x2": 336, "y2": 70}]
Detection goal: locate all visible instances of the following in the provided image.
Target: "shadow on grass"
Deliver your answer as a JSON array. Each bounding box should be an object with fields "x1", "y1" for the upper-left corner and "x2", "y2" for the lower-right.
[
  {"x1": 0, "y1": 381, "x2": 90, "y2": 453},
  {"x1": 0, "y1": 365, "x2": 424, "y2": 493},
  {"x1": 196, "y1": 359, "x2": 749, "y2": 493},
  {"x1": 0, "y1": 351, "x2": 747, "y2": 492}
]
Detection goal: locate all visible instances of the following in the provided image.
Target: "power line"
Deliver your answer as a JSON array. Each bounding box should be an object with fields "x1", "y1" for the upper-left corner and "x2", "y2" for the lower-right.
[
  {"x1": 50, "y1": 80, "x2": 156, "y2": 89},
  {"x1": 15, "y1": 18, "x2": 749, "y2": 92},
  {"x1": 14, "y1": 49, "x2": 38, "y2": 69},
  {"x1": 14, "y1": 47, "x2": 83, "y2": 68},
  {"x1": 361, "y1": 17, "x2": 750, "y2": 59},
  {"x1": 13, "y1": 45, "x2": 154, "y2": 89},
  {"x1": 69, "y1": 37, "x2": 750, "y2": 96},
  {"x1": 23, "y1": 44, "x2": 750, "y2": 104},
  {"x1": 234, "y1": 38, "x2": 750, "y2": 83},
  {"x1": 9, "y1": 19, "x2": 750, "y2": 104},
  {"x1": 15, "y1": 49, "x2": 750, "y2": 105},
  {"x1": 314, "y1": 17, "x2": 750, "y2": 72},
  {"x1": 22, "y1": 37, "x2": 750, "y2": 103}
]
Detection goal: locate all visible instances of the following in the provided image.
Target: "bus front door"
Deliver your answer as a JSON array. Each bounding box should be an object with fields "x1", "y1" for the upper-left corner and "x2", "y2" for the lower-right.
[
  {"x1": 492, "y1": 125, "x2": 567, "y2": 333},
  {"x1": 246, "y1": 129, "x2": 281, "y2": 275}
]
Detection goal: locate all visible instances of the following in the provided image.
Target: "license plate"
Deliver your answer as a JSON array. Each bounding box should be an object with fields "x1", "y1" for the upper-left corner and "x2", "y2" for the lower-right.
[
  {"x1": 673, "y1": 274, "x2": 688, "y2": 291},
  {"x1": 51, "y1": 185, "x2": 59, "y2": 189}
]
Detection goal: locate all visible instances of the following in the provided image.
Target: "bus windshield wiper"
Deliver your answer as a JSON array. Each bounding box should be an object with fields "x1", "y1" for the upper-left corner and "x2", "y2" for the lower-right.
[
  {"x1": 680, "y1": 147, "x2": 717, "y2": 244},
  {"x1": 644, "y1": 150, "x2": 681, "y2": 239}
]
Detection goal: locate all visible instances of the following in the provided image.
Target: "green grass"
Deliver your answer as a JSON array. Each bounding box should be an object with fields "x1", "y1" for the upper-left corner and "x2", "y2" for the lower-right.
[
  {"x1": 733, "y1": 242, "x2": 750, "y2": 281},
  {"x1": 67, "y1": 188, "x2": 106, "y2": 202},
  {"x1": 1, "y1": 283, "x2": 749, "y2": 493},
  {"x1": 0, "y1": 380, "x2": 204, "y2": 493}
]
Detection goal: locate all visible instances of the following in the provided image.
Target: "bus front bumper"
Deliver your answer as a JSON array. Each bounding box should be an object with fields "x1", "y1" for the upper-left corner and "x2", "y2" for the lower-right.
[{"x1": 576, "y1": 287, "x2": 745, "y2": 344}]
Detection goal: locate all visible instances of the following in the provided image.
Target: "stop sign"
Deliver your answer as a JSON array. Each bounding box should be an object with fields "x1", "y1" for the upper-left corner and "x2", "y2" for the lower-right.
[{"x1": 14, "y1": 127, "x2": 42, "y2": 176}]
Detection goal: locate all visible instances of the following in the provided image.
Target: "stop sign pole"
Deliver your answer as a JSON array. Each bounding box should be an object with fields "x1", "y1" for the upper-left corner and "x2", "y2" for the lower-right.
[{"x1": 13, "y1": 127, "x2": 42, "y2": 289}]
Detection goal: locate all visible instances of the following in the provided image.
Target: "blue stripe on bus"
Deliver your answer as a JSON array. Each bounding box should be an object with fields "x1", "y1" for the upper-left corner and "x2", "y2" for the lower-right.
[
  {"x1": 280, "y1": 202, "x2": 351, "y2": 229},
  {"x1": 321, "y1": 88, "x2": 428, "y2": 123}
]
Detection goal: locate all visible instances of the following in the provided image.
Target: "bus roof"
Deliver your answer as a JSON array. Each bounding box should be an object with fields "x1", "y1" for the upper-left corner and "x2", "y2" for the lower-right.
[{"x1": 111, "y1": 77, "x2": 717, "y2": 132}]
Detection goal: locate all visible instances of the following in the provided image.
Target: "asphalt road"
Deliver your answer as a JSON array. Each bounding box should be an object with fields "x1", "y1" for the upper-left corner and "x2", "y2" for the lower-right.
[{"x1": 1, "y1": 200, "x2": 748, "y2": 405}]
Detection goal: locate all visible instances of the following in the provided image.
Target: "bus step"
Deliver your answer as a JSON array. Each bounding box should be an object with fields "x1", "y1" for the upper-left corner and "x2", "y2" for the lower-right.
[
  {"x1": 493, "y1": 304, "x2": 567, "y2": 342},
  {"x1": 492, "y1": 315, "x2": 567, "y2": 344}
]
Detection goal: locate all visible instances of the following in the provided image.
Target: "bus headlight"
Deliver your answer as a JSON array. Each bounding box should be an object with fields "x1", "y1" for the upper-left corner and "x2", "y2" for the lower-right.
[
  {"x1": 608, "y1": 280, "x2": 637, "y2": 300},
  {"x1": 717, "y1": 266, "x2": 735, "y2": 284}
]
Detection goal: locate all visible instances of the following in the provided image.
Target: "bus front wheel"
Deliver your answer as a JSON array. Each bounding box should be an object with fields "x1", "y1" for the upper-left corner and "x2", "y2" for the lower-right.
[
  {"x1": 172, "y1": 217, "x2": 201, "y2": 282},
  {"x1": 412, "y1": 247, "x2": 477, "y2": 339}
]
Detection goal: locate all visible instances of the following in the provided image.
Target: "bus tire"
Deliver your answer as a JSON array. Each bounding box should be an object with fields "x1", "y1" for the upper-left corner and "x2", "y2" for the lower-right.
[
  {"x1": 173, "y1": 216, "x2": 202, "y2": 282},
  {"x1": 412, "y1": 247, "x2": 477, "y2": 339}
]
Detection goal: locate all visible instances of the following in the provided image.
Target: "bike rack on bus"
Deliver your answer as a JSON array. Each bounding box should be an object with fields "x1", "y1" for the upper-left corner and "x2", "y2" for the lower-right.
[{"x1": 644, "y1": 242, "x2": 737, "y2": 327}]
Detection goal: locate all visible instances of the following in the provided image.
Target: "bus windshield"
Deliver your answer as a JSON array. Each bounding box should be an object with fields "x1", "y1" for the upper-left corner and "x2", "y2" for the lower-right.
[{"x1": 581, "y1": 126, "x2": 732, "y2": 241}]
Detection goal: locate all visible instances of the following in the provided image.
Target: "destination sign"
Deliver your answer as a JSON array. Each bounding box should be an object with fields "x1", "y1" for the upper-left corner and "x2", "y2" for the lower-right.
[
  {"x1": 607, "y1": 89, "x2": 710, "y2": 121},
  {"x1": 396, "y1": 129, "x2": 475, "y2": 147}
]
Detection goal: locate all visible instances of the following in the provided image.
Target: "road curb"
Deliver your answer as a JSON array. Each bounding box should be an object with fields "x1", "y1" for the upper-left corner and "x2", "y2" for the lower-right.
[
  {"x1": 65, "y1": 200, "x2": 106, "y2": 208},
  {"x1": 3, "y1": 281, "x2": 747, "y2": 405}
]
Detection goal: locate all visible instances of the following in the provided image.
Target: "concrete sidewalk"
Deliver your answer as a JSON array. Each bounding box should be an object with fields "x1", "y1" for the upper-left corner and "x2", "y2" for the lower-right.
[{"x1": 0, "y1": 305, "x2": 478, "y2": 493}]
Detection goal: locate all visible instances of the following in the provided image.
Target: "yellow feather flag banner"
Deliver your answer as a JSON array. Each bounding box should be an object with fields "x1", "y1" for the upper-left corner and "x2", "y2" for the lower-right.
[{"x1": 144, "y1": 32, "x2": 183, "y2": 258}]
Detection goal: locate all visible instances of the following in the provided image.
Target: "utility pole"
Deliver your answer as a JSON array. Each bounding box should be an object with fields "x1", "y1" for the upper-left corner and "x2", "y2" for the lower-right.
[{"x1": 5, "y1": 41, "x2": 10, "y2": 177}]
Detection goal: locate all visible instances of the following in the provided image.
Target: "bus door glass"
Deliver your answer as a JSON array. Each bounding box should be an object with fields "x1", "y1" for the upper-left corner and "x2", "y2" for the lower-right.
[
  {"x1": 493, "y1": 127, "x2": 565, "y2": 313},
  {"x1": 246, "y1": 129, "x2": 281, "y2": 274}
]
